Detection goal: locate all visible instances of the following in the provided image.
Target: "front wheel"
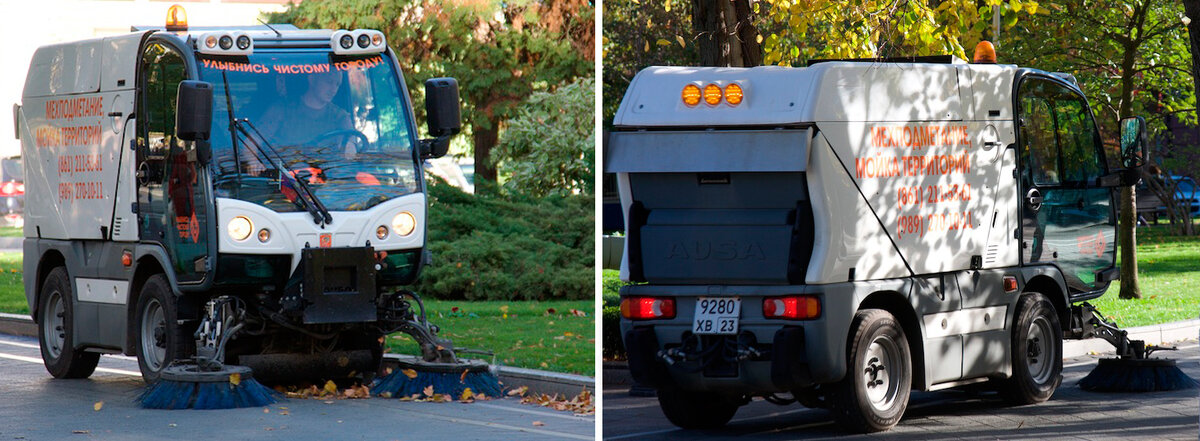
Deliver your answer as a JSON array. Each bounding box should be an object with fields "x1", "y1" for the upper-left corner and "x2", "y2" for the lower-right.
[
  {"x1": 134, "y1": 275, "x2": 193, "y2": 383},
  {"x1": 830, "y1": 309, "x2": 912, "y2": 433},
  {"x1": 657, "y1": 388, "x2": 739, "y2": 429},
  {"x1": 38, "y1": 267, "x2": 99, "y2": 378},
  {"x1": 999, "y1": 292, "x2": 1062, "y2": 405}
]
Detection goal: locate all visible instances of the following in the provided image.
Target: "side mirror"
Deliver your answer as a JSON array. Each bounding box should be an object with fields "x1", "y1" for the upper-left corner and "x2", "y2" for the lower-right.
[
  {"x1": 1119, "y1": 116, "x2": 1147, "y2": 169},
  {"x1": 176, "y1": 80, "x2": 213, "y2": 142},
  {"x1": 424, "y1": 77, "x2": 461, "y2": 138}
]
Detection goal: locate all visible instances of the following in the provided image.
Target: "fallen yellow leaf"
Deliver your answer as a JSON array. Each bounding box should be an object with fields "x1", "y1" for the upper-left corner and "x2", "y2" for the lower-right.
[
  {"x1": 323, "y1": 380, "x2": 338, "y2": 396},
  {"x1": 532, "y1": 421, "x2": 545, "y2": 427},
  {"x1": 402, "y1": 369, "x2": 419, "y2": 379},
  {"x1": 460, "y1": 388, "x2": 474, "y2": 401},
  {"x1": 423, "y1": 385, "x2": 434, "y2": 397},
  {"x1": 93, "y1": 401, "x2": 103, "y2": 411},
  {"x1": 229, "y1": 372, "x2": 241, "y2": 386}
]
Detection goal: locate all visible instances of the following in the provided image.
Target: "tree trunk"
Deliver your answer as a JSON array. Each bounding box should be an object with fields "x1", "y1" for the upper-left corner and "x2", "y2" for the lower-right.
[
  {"x1": 1183, "y1": 0, "x2": 1200, "y2": 237},
  {"x1": 692, "y1": 0, "x2": 762, "y2": 66},
  {"x1": 693, "y1": 0, "x2": 723, "y2": 66},
  {"x1": 1116, "y1": 16, "x2": 1141, "y2": 299},
  {"x1": 473, "y1": 120, "x2": 499, "y2": 186}
]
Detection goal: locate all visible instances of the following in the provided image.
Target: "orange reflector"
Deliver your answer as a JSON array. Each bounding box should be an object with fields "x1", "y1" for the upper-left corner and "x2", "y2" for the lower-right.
[
  {"x1": 724, "y1": 83, "x2": 744, "y2": 106},
  {"x1": 121, "y1": 251, "x2": 133, "y2": 267},
  {"x1": 973, "y1": 40, "x2": 997, "y2": 64},
  {"x1": 165, "y1": 5, "x2": 188, "y2": 31},
  {"x1": 681, "y1": 84, "x2": 701, "y2": 107},
  {"x1": 620, "y1": 297, "x2": 676, "y2": 320},
  {"x1": 762, "y1": 295, "x2": 821, "y2": 320},
  {"x1": 703, "y1": 83, "x2": 722, "y2": 106},
  {"x1": 1003, "y1": 276, "x2": 1019, "y2": 293}
]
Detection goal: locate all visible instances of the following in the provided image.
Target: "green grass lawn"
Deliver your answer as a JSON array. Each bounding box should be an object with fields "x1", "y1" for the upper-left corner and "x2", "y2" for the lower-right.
[
  {"x1": 0, "y1": 252, "x2": 24, "y2": 314},
  {"x1": 0, "y1": 227, "x2": 21, "y2": 238},
  {"x1": 385, "y1": 300, "x2": 594, "y2": 376},
  {"x1": 1090, "y1": 225, "x2": 1200, "y2": 328}
]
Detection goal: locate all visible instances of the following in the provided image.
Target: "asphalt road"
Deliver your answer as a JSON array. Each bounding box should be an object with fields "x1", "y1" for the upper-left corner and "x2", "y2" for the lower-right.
[
  {"x1": 603, "y1": 342, "x2": 1200, "y2": 440},
  {"x1": 0, "y1": 333, "x2": 594, "y2": 440}
]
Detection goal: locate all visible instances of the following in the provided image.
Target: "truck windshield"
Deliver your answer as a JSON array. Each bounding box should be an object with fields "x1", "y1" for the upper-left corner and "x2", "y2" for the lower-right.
[{"x1": 199, "y1": 52, "x2": 418, "y2": 212}]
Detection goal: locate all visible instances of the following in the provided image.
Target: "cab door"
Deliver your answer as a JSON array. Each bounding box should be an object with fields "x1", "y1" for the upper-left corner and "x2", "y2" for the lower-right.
[
  {"x1": 137, "y1": 42, "x2": 211, "y2": 284},
  {"x1": 1016, "y1": 77, "x2": 1116, "y2": 294}
]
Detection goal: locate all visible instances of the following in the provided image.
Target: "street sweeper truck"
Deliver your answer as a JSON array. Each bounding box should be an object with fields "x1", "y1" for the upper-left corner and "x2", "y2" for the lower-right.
[
  {"x1": 610, "y1": 45, "x2": 1158, "y2": 432},
  {"x1": 15, "y1": 6, "x2": 481, "y2": 389}
]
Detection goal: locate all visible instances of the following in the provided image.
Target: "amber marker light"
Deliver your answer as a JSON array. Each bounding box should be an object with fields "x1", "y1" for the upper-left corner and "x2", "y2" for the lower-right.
[
  {"x1": 681, "y1": 84, "x2": 702, "y2": 107},
  {"x1": 165, "y1": 4, "x2": 188, "y2": 32},
  {"x1": 724, "y1": 83, "x2": 744, "y2": 106},
  {"x1": 973, "y1": 40, "x2": 997, "y2": 64},
  {"x1": 703, "y1": 83, "x2": 722, "y2": 106}
]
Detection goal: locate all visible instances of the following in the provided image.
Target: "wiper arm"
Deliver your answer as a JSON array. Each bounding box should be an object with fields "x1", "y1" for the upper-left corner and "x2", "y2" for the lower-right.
[{"x1": 232, "y1": 120, "x2": 333, "y2": 225}]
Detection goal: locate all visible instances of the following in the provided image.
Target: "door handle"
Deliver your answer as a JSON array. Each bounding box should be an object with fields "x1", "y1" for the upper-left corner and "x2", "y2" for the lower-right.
[{"x1": 1026, "y1": 188, "x2": 1043, "y2": 212}]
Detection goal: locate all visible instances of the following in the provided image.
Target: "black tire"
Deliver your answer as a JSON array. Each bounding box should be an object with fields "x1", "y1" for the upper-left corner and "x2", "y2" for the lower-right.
[
  {"x1": 37, "y1": 267, "x2": 99, "y2": 378},
  {"x1": 657, "y1": 388, "x2": 739, "y2": 429},
  {"x1": 999, "y1": 292, "x2": 1062, "y2": 405},
  {"x1": 830, "y1": 309, "x2": 912, "y2": 433},
  {"x1": 134, "y1": 274, "x2": 193, "y2": 383}
]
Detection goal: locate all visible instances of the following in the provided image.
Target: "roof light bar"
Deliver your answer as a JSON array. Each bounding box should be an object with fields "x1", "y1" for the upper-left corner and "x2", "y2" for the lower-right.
[
  {"x1": 196, "y1": 31, "x2": 252, "y2": 56},
  {"x1": 331, "y1": 30, "x2": 386, "y2": 55}
]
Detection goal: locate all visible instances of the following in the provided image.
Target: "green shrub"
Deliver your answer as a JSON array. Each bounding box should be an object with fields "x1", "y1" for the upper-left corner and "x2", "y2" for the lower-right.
[
  {"x1": 603, "y1": 269, "x2": 625, "y2": 359},
  {"x1": 414, "y1": 180, "x2": 593, "y2": 301}
]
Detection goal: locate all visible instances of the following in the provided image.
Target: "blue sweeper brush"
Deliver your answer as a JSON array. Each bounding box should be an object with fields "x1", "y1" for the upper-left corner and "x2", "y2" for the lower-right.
[
  {"x1": 139, "y1": 362, "x2": 279, "y2": 409},
  {"x1": 372, "y1": 358, "x2": 502, "y2": 399}
]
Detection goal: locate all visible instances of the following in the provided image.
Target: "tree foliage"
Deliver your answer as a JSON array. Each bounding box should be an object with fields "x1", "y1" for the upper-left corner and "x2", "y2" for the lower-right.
[
  {"x1": 602, "y1": 0, "x2": 698, "y2": 124},
  {"x1": 270, "y1": 0, "x2": 593, "y2": 185},
  {"x1": 492, "y1": 77, "x2": 595, "y2": 197},
  {"x1": 756, "y1": 0, "x2": 1043, "y2": 66}
]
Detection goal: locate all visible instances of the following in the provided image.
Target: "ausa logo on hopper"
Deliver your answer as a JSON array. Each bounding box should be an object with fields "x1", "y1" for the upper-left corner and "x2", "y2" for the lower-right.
[{"x1": 666, "y1": 241, "x2": 766, "y2": 261}]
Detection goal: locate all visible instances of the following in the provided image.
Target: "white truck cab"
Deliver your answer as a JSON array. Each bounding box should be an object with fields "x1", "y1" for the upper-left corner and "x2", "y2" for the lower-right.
[
  {"x1": 15, "y1": 6, "x2": 461, "y2": 382},
  {"x1": 610, "y1": 52, "x2": 1145, "y2": 432}
]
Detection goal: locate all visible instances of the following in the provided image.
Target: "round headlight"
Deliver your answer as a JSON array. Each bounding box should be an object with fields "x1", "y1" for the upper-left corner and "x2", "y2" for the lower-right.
[
  {"x1": 205, "y1": 35, "x2": 217, "y2": 48},
  {"x1": 236, "y1": 35, "x2": 251, "y2": 50},
  {"x1": 339, "y1": 34, "x2": 354, "y2": 49},
  {"x1": 391, "y1": 212, "x2": 416, "y2": 237},
  {"x1": 228, "y1": 216, "x2": 252, "y2": 241},
  {"x1": 357, "y1": 34, "x2": 371, "y2": 48},
  {"x1": 218, "y1": 35, "x2": 233, "y2": 50},
  {"x1": 257, "y1": 228, "x2": 270, "y2": 243},
  {"x1": 376, "y1": 225, "x2": 389, "y2": 240},
  {"x1": 371, "y1": 33, "x2": 383, "y2": 46}
]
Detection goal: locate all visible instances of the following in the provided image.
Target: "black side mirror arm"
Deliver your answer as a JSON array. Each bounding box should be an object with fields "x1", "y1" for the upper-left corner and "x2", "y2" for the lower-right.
[{"x1": 419, "y1": 136, "x2": 452, "y2": 159}]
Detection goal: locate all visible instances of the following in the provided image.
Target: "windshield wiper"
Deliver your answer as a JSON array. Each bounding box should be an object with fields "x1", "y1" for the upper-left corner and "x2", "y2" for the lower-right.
[
  {"x1": 219, "y1": 71, "x2": 331, "y2": 225},
  {"x1": 234, "y1": 120, "x2": 334, "y2": 225}
]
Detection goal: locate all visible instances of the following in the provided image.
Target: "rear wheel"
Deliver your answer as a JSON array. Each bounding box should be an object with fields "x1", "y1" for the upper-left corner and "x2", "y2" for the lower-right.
[
  {"x1": 135, "y1": 275, "x2": 193, "y2": 383},
  {"x1": 657, "y1": 388, "x2": 739, "y2": 429},
  {"x1": 38, "y1": 267, "x2": 99, "y2": 378},
  {"x1": 1000, "y1": 292, "x2": 1062, "y2": 405},
  {"x1": 830, "y1": 309, "x2": 911, "y2": 433}
]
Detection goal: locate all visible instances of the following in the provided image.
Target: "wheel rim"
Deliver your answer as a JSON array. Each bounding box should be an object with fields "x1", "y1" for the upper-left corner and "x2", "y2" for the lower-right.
[
  {"x1": 140, "y1": 299, "x2": 167, "y2": 371},
  {"x1": 42, "y1": 291, "x2": 65, "y2": 359},
  {"x1": 1025, "y1": 316, "x2": 1055, "y2": 384},
  {"x1": 862, "y1": 334, "x2": 902, "y2": 411}
]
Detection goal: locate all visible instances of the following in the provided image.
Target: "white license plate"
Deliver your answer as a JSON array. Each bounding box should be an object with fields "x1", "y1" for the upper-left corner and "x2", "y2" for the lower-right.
[{"x1": 692, "y1": 297, "x2": 741, "y2": 335}]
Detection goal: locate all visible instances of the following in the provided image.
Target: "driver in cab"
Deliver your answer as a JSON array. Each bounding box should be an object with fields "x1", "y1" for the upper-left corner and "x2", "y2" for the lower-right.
[{"x1": 244, "y1": 70, "x2": 356, "y2": 176}]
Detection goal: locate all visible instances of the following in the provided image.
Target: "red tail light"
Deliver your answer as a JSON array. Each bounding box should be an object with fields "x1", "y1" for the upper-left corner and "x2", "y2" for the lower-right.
[
  {"x1": 762, "y1": 295, "x2": 821, "y2": 320},
  {"x1": 0, "y1": 182, "x2": 18, "y2": 196},
  {"x1": 620, "y1": 296, "x2": 676, "y2": 320}
]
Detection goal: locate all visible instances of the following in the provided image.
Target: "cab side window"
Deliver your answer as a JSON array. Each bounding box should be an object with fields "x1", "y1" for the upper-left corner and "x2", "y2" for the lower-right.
[
  {"x1": 1017, "y1": 79, "x2": 1106, "y2": 186},
  {"x1": 139, "y1": 44, "x2": 186, "y2": 176},
  {"x1": 1053, "y1": 97, "x2": 1104, "y2": 182},
  {"x1": 1020, "y1": 97, "x2": 1059, "y2": 186}
]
